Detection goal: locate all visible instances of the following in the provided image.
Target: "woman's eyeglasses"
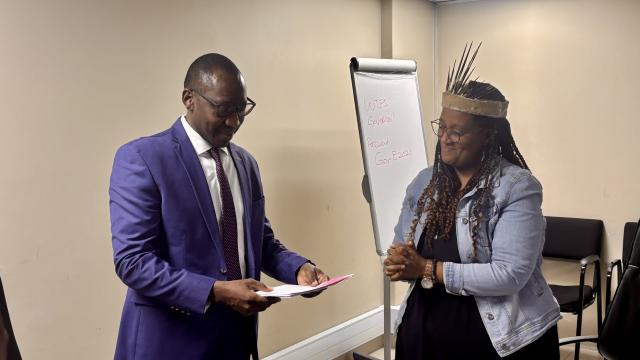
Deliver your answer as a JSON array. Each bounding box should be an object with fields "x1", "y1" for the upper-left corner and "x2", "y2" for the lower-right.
[{"x1": 430, "y1": 119, "x2": 475, "y2": 144}]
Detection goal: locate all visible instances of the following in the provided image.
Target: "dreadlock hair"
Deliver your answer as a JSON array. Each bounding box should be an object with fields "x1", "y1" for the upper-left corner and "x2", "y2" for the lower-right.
[{"x1": 407, "y1": 81, "x2": 529, "y2": 260}]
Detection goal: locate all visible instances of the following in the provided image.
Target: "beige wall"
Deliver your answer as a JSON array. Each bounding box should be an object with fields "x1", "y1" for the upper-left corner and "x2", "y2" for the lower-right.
[
  {"x1": 2, "y1": 0, "x2": 636, "y2": 358},
  {"x1": 0, "y1": 0, "x2": 387, "y2": 358},
  {"x1": 436, "y1": 0, "x2": 640, "y2": 344}
]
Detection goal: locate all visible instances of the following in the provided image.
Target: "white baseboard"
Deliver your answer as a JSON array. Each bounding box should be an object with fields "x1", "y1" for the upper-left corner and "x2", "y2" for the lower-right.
[{"x1": 264, "y1": 305, "x2": 399, "y2": 360}]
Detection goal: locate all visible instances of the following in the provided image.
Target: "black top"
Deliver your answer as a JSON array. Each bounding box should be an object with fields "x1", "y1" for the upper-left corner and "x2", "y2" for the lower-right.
[{"x1": 394, "y1": 228, "x2": 559, "y2": 359}]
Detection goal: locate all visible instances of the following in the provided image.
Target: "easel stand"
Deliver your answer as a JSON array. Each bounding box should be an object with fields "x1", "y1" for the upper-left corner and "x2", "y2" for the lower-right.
[{"x1": 383, "y1": 274, "x2": 391, "y2": 360}]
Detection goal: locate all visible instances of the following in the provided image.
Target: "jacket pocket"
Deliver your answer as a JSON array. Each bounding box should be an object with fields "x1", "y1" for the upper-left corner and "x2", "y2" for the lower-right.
[{"x1": 461, "y1": 213, "x2": 491, "y2": 248}]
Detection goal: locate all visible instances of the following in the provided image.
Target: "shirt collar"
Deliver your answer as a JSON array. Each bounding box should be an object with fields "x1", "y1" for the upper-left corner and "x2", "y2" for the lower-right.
[{"x1": 180, "y1": 115, "x2": 229, "y2": 157}]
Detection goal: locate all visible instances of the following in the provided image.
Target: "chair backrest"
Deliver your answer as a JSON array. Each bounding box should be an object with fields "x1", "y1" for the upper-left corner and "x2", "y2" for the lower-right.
[
  {"x1": 543, "y1": 216, "x2": 604, "y2": 260},
  {"x1": 622, "y1": 222, "x2": 638, "y2": 268},
  {"x1": 628, "y1": 219, "x2": 640, "y2": 267},
  {"x1": 598, "y1": 218, "x2": 640, "y2": 359}
]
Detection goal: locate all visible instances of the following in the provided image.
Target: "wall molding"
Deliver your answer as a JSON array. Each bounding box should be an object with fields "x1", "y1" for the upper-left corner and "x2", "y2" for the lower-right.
[{"x1": 264, "y1": 305, "x2": 399, "y2": 360}]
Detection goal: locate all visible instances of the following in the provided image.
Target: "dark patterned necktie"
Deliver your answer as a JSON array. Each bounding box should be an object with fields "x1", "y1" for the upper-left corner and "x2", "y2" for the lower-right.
[{"x1": 210, "y1": 148, "x2": 242, "y2": 280}]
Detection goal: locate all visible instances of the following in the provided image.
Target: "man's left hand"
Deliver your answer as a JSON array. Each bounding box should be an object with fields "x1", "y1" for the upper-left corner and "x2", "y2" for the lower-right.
[{"x1": 296, "y1": 263, "x2": 329, "y2": 298}]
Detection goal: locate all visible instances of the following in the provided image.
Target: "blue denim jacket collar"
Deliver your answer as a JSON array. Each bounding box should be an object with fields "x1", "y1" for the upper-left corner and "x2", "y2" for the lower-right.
[
  {"x1": 462, "y1": 157, "x2": 503, "y2": 200},
  {"x1": 413, "y1": 160, "x2": 504, "y2": 243}
]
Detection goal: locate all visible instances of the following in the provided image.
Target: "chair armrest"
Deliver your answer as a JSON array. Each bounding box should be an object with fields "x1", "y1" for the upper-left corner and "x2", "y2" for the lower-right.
[
  {"x1": 607, "y1": 259, "x2": 622, "y2": 276},
  {"x1": 559, "y1": 335, "x2": 598, "y2": 346},
  {"x1": 580, "y1": 254, "x2": 600, "y2": 267},
  {"x1": 578, "y1": 254, "x2": 602, "y2": 321},
  {"x1": 606, "y1": 259, "x2": 623, "y2": 312}
]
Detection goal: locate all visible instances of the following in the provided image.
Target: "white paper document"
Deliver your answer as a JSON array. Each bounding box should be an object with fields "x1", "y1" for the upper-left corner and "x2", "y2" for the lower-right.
[{"x1": 255, "y1": 274, "x2": 354, "y2": 298}]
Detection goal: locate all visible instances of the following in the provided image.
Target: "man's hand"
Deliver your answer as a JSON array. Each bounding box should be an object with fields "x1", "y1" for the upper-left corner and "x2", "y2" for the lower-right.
[
  {"x1": 383, "y1": 241, "x2": 427, "y2": 281},
  {"x1": 212, "y1": 279, "x2": 280, "y2": 317},
  {"x1": 297, "y1": 262, "x2": 329, "y2": 298}
]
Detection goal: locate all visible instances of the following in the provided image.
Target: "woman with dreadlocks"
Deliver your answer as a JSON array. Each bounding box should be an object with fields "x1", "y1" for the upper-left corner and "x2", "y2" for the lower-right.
[{"x1": 383, "y1": 45, "x2": 561, "y2": 359}]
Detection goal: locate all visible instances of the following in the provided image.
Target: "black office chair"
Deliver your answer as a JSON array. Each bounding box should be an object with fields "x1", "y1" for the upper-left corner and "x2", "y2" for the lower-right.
[
  {"x1": 543, "y1": 216, "x2": 603, "y2": 360},
  {"x1": 559, "y1": 217, "x2": 640, "y2": 360},
  {"x1": 0, "y1": 275, "x2": 22, "y2": 360},
  {"x1": 605, "y1": 221, "x2": 637, "y2": 310}
]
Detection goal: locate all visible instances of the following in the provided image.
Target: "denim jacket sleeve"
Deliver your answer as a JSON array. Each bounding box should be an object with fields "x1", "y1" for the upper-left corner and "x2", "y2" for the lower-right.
[{"x1": 444, "y1": 172, "x2": 545, "y2": 296}]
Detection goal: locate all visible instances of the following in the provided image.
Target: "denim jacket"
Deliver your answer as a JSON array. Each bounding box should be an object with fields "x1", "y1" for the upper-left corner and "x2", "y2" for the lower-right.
[{"x1": 393, "y1": 159, "x2": 561, "y2": 357}]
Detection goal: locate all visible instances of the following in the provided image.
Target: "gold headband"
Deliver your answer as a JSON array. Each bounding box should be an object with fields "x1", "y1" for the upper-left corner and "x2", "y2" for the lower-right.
[{"x1": 442, "y1": 92, "x2": 509, "y2": 118}]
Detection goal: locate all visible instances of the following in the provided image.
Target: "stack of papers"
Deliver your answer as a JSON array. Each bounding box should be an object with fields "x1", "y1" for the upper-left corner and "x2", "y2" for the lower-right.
[{"x1": 256, "y1": 274, "x2": 354, "y2": 298}]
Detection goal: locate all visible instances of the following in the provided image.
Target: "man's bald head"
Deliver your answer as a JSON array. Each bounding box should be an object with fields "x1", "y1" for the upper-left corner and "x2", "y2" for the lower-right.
[{"x1": 184, "y1": 53, "x2": 241, "y2": 90}]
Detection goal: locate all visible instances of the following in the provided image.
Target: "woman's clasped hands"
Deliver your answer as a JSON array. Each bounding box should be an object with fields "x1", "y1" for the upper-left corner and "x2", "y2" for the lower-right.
[{"x1": 383, "y1": 241, "x2": 427, "y2": 281}]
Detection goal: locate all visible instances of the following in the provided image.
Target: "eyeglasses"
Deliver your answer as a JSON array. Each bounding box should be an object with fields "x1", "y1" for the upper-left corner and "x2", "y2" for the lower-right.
[
  {"x1": 430, "y1": 119, "x2": 475, "y2": 144},
  {"x1": 190, "y1": 88, "x2": 256, "y2": 118}
]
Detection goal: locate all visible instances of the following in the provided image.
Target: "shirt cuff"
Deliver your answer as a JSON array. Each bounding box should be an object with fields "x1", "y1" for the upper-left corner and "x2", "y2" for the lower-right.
[{"x1": 444, "y1": 261, "x2": 467, "y2": 296}]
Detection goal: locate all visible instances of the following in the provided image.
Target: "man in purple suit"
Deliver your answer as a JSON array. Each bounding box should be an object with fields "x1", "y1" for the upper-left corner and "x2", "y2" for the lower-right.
[{"x1": 109, "y1": 53, "x2": 328, "y2": 360}]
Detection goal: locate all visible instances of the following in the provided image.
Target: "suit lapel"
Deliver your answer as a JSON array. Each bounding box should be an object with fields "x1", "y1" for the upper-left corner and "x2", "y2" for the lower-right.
[
  {"x1": 170, "y1": 119, "x2": 224, "y2": 260},
  {"x1": 228, "y1": 143, "x2": 256, "y2": 279}
]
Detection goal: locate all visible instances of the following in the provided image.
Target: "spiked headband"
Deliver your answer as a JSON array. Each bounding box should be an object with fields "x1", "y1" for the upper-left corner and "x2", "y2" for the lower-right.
[{"x1": 442, "y1": 43, "x2": 509, "y2": 118}]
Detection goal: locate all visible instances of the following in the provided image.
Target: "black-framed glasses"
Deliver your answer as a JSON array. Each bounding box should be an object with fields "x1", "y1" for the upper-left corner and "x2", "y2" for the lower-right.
[
  {"x1": 430, "y1": 119, "x2": 474, "y2": 144},
  {"x1": 190, "y1": 88, "x2": 256, "y2": 118}
]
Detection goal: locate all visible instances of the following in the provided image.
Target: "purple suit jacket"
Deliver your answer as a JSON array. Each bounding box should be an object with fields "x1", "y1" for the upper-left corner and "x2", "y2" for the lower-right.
[{"x1": 109, "y1": 119, "x2": 308, "y2": 359}]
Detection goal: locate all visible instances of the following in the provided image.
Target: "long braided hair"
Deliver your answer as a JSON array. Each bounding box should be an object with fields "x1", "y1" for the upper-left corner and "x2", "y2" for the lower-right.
[{"x1": 407, "y1": 81, "x2": 529, "y2": 259}]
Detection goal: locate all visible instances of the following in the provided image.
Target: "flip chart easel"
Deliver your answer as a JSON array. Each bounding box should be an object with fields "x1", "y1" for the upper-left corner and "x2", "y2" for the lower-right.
[{"x1": 350, "y1": 57, "x2": 429, "y2": 360}]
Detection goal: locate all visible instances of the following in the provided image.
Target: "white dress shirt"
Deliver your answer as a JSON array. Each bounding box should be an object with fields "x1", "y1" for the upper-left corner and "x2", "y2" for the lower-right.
[{"x1": 181, "y1": 116, "x2": 246, "y2": 278}]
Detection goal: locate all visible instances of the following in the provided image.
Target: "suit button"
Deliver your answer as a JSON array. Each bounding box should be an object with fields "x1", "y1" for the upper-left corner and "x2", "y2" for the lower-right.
[
  {"x1": 463, "y1": 218, "x2": 469, "y2": 224},
  {"x1": 220, "y1": 268, "x2": 227, "y2": 274},
  {"x1": 487, "y1": 313, "x2": 495, "y2": 321}
]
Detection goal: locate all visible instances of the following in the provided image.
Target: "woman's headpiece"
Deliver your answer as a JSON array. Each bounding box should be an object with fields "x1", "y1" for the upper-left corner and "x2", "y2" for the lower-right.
[{"x1": 442, "y1": 43, "x2": 508, "y2": 118}]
